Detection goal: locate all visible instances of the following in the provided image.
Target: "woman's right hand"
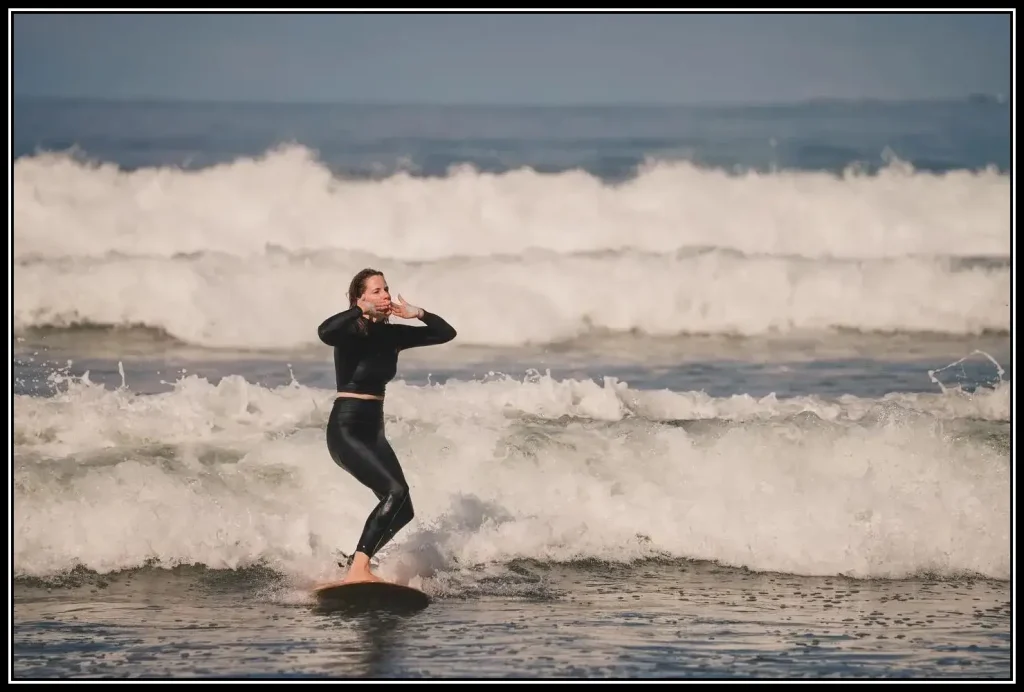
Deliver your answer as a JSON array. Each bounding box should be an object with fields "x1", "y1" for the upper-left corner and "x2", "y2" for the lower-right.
[
  {"x1": 357, "y1": 297, "x2": 389, "y2": 318},
  {"x1": 356, "y1": 297, "x2": 376, "y2": 316}
]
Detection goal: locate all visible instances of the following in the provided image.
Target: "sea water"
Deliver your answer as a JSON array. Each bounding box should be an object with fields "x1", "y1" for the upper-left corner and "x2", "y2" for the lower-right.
[{"x1": 11, "y1": 96, "x2": 1013, "y2": 679}]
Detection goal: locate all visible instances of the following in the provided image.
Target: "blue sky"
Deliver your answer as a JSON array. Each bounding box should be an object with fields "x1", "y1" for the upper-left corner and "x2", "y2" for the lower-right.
[{"x1": 11, "y1": 12, "x2": 1014, "y2": 105}]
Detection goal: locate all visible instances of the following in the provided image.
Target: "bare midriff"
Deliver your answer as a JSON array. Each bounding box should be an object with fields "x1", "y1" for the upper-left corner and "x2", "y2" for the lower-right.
[{"x1": 336, "y1": 391, "x2": 384, "y2": 401}]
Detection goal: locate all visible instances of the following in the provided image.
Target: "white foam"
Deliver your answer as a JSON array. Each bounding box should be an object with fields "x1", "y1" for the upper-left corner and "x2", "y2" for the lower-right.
[
  {"x1": 13, "y1": 374, "x2": 1010, "y2": 581},
  {"x1": 13, "y1": 146, "x2": 1010, "y2": 262},
  {"x1": 12, "y1": 249, "x2": 1010, "y2": 348}
]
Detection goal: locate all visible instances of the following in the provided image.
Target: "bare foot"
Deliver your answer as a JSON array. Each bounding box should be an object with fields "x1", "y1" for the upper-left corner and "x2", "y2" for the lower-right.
[{"x1": 340, "y1": 551, "x2": 388, "y2": 584}]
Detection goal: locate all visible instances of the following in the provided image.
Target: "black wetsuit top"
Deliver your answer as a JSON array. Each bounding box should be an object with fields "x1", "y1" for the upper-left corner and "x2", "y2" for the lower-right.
[{"x1": 317, "y1": 306, "x2": 457, "y2": 396}]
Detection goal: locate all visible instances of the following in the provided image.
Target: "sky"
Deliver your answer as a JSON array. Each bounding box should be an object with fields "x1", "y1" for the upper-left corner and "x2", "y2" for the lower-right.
[{"x1": 10, "y1": 12, "x2": 1014, "y2": 106}]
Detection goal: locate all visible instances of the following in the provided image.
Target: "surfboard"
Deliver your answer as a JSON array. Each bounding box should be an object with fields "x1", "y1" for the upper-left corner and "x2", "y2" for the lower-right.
[{"x1": 312, "y1": 580, "x2": 431, "y2": 614}]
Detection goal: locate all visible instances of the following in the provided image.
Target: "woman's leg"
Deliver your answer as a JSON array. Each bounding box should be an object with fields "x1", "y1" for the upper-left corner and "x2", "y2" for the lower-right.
[
  {"x1": 326, "y1": 400, "x2": 414, "y2": 582},
  {"x1": 361, "y1": 429, "x2": 415, "y2": 557}
]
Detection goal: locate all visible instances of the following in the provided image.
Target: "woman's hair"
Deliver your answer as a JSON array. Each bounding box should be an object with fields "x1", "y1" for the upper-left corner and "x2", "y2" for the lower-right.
[
  {"x1": 347, "y1": 268, "x2": 387, "y2": 333},
  {"x1": 348, "y1": 267, "x2": 383, "y2": 308}
]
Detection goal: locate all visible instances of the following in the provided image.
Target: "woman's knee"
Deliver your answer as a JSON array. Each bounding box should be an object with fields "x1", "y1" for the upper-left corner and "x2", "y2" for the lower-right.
[{"x1": 389, "y1": 485, "x2": 414, "y2": 523}]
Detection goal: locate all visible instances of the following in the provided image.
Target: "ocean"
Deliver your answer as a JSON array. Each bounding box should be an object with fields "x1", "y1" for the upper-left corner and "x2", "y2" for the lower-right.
[{"x1": 11, "y1": 96, "x2": 1013, "y2": 679}]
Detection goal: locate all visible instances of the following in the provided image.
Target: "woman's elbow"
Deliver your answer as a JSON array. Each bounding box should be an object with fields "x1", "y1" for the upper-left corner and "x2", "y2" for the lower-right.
[{"x1": 318, "y1": 323, "x2": 337, "y2": 346}]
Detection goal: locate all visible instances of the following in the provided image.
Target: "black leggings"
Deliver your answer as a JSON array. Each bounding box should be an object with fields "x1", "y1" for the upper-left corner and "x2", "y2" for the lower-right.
[{"x1": 326, "y1": 397, "x2": 414, "y2": 559}]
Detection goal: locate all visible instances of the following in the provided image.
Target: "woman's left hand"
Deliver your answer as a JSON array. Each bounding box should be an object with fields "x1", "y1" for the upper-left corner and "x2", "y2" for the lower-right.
[{"x1": 390, "y1": 294, "x2": 424, "y2": 320}]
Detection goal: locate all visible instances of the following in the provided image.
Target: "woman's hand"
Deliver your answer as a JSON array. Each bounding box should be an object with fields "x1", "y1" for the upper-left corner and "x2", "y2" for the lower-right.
[
  {"x1": 357, "y1": 296, "x2": 391, "y2": 319},
  {"x1": 390, "y1": 294, "x2": 424, "y2": 320}
]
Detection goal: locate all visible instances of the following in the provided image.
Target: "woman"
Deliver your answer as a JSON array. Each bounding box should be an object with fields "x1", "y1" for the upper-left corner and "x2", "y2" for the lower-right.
[{"x1": 317, "y1": 267, "x2": 457, "y2": 584}]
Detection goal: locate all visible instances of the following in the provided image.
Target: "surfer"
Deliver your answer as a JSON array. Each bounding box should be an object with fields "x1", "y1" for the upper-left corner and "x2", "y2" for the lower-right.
[{"x1": 316, "y1": 268, "x2": 457, "y2": 584}]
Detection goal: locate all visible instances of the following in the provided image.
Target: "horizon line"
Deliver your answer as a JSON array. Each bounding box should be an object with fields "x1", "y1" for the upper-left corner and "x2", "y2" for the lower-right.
[{"x1": 11, "y1": 92, "x2": 1009, "y2": 110}]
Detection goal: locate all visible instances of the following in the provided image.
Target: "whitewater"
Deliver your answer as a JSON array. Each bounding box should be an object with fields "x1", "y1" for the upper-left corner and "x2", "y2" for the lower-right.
[
  {"x1": 12, "y1": 370, "x2": 1012, "y2": 582},
  {"x1": 11, "y1": 146, "x2": 1012, "y2": 350}
]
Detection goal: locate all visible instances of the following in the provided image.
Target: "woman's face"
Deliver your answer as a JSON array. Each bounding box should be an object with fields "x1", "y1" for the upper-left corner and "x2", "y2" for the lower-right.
[{"x1": 361, "y1": 273, "x2": 392, "y2": 313}]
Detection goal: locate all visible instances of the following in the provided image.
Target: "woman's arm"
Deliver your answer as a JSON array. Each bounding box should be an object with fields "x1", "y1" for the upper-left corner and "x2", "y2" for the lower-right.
[
  {"x1": 317, "y1": 305, "x2": 365, "y2": 346},
  {"x1": 391, "y1": 310, "x2": 457, "y2": 350}
]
